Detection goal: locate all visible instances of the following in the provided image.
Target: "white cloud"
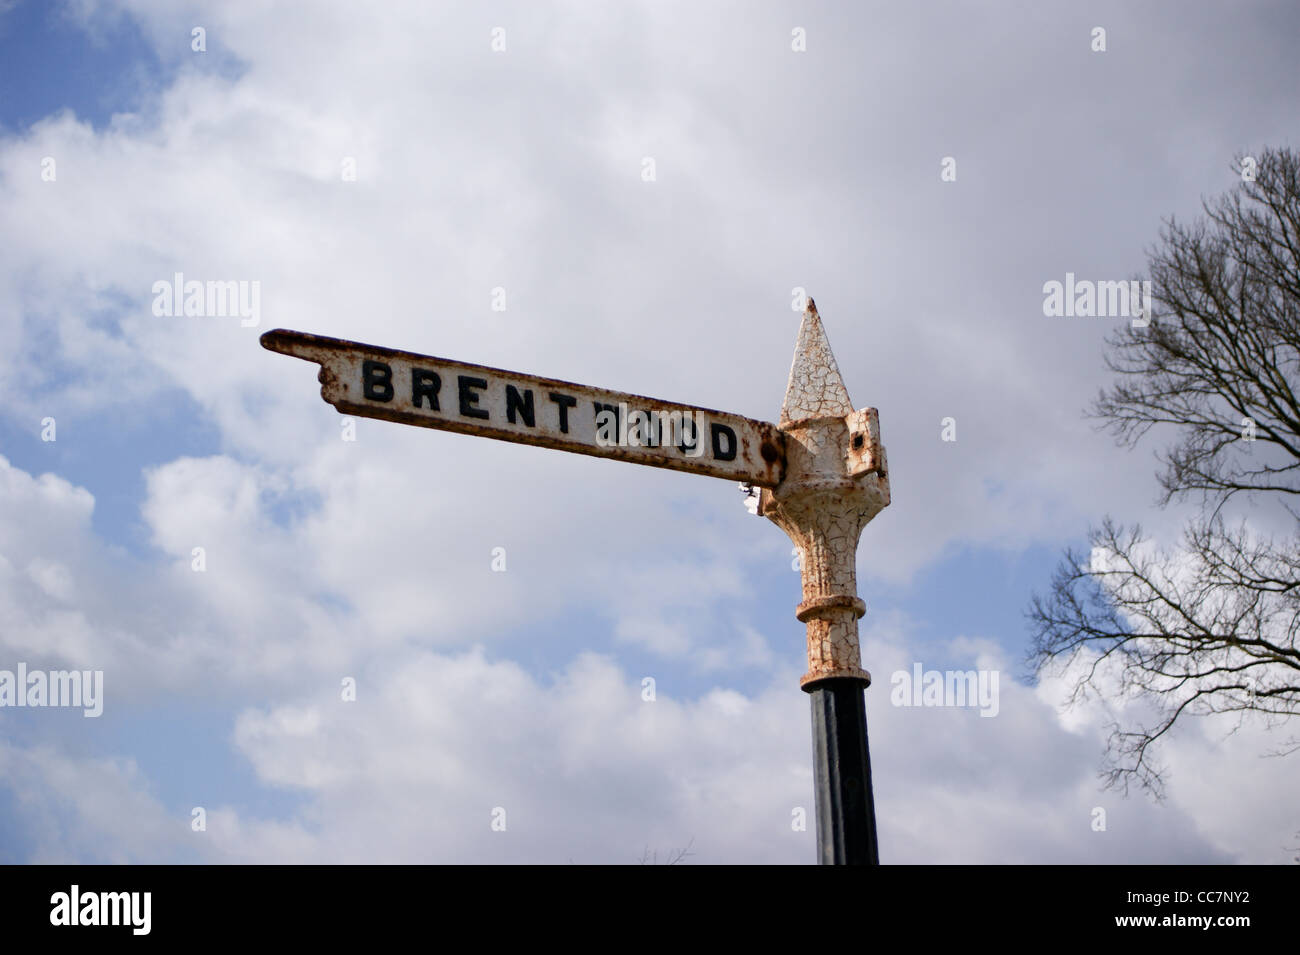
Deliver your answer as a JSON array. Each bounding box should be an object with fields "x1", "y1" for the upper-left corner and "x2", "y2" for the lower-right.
[{"x1": 4, "y1": 614, "x2": 1285, "y2": 863}]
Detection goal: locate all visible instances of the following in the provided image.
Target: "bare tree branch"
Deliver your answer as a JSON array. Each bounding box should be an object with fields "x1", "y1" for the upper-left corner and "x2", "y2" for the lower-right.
[
  {"x1": 1031, "y1": 147, "x2": 1300, "y2": 796},
  {"x1": 636, "y1": 837, "x2": 695, "y2": 865}
]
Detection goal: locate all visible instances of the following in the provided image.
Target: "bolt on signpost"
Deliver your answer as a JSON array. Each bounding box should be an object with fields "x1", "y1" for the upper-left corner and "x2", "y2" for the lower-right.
[{"x1": 261, "y1": 296, "x2": 890, "y2": 865}]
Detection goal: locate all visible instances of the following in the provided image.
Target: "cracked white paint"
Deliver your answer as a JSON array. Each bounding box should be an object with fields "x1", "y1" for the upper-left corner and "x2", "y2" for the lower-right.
[
  {"x1": 780, "y1": 298, "x2": 855, "y2": 426},
  {"x1": 762, "y1": 298, "x2": 891, "y2": 689}
]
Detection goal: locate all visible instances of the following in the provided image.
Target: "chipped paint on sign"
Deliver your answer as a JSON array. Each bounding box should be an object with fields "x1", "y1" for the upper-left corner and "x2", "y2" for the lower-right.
[
  {"x1": 760, "y1": 298, "x2": 891, "y2": 688},
  {"x1": 780, "y1": 298, "x2": 855, "y2": 426},
  {"x1": 260, "y1": 329, "x2": 786, "y2": 486}
]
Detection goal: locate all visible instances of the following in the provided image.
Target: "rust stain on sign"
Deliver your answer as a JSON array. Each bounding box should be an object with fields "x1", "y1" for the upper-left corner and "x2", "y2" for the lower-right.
[{"x1": 261, "y1": 329, "x2": 786, "y2": 487}]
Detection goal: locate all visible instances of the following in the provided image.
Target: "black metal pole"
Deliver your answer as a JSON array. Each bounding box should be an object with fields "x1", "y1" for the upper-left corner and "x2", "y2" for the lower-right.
[{"x1": 807, "y1": 677, "x2": 879, "y2": 865}]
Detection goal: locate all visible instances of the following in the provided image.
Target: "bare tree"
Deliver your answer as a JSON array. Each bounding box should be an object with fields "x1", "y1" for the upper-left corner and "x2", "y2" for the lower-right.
[
  {"x1": 1029, "y1": 147, "x2": 1300, "y2": 797},
  {"x1": 636, "y1": 837, "x2": 695, "y2": 865}
]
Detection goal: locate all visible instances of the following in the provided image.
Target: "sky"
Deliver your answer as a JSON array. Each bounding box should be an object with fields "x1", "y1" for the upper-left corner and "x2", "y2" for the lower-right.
[{"x1": 0, "y1": 0, "x2": 1297, "y2": 864}]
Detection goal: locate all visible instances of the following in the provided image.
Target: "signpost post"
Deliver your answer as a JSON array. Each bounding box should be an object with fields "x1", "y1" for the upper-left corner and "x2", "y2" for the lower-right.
[{"x1": 262, "y1": 296, "x2": 890, "y2": 864}]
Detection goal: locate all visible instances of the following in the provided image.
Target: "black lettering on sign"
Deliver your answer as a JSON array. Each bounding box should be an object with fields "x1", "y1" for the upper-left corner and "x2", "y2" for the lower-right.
[
  {"x1": 363, "y1": 360, "x2": 394, "y2": 402},
  {"x1": 411, "y1": 368, "x2": 441, "y2": 410},
  {"x1": 711, "y1": 423, "x2": 737, "y2": 461},
  {"x1": 677, "y1": 414, "x2": 699, "y2": 454},
  {"x1": 592, "y1": 401, "x2": 621, "y2": 431},
  {"x1": 627, "y1": 409, "x2": 654, "y2": 447},
  {"x1": 548, "y1": 392, "x2": 577, "y2": 433},
  {"x1": 593, "y1": 401, "x2": 622, "y2": 443},
  {"x1": 642, "y1": 411, "x2": 662, "y2": 447},
  {"x1": 458, "y1": 376, "x2": 490, "y2": 419},
  {"x1": 506, "y1": 385, "x2": 535, "y2": 427}
]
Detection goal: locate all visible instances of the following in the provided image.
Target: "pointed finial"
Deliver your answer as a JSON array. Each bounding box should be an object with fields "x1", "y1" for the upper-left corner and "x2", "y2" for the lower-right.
[{"x1": 780, "y1": 296, "x2": 854, "y2": 426}]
